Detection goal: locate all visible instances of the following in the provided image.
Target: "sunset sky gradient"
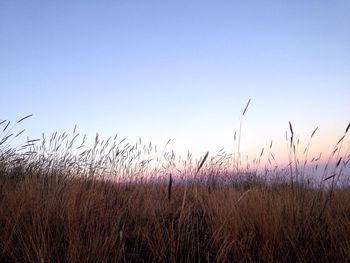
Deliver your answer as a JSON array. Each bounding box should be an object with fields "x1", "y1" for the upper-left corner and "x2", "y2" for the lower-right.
[{"x1": 1, "y1": 0, "x2": 350, "y2": 165}]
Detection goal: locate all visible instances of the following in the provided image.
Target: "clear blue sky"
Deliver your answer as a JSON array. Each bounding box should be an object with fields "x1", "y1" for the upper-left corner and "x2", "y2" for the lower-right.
[{"x1": 1, "y1": 0, "x2": 349, "y2": 164}]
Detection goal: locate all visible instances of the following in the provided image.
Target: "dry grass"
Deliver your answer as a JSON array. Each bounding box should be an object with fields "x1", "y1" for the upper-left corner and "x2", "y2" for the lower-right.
[
  {"x1": 1, "y1": 116, "x2": 350, "y2": 262},
  {"x1": 1, "y1": 173, "x2": 350, "y2": 262}
]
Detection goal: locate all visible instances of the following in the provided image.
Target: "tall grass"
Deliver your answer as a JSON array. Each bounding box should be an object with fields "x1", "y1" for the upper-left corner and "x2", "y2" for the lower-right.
[{"x1": 1, "y1": 115, "x2": 350, "y2": 262}]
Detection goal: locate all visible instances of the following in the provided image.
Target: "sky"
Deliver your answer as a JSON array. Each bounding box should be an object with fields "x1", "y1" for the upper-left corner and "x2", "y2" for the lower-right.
[{"x1": 1, "y1": 0, "x2": 350, "y2": 166}]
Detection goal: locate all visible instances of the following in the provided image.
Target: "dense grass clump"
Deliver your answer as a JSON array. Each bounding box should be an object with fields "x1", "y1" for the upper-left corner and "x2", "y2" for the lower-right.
[{"x1": 1, "y1": 116, "x2": 350, "y2": 262}]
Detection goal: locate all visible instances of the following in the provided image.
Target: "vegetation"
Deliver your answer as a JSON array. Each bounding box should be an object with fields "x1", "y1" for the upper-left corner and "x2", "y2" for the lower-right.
[{"x1": 1, "y1": 114, "x2": 350, "y2": 262}]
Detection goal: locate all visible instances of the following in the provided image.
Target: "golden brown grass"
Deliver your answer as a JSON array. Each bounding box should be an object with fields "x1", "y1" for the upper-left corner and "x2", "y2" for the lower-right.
[
  {"x1": 1, "y1": 172, "x2": 350, "y2": 262},
  {"x1": 1, "y1": 115, "x2": 350, "y2": 262}
]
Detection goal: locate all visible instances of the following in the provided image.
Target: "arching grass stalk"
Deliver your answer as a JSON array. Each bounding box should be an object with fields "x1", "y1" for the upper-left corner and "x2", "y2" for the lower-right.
[
  {"x1": 237, "y1": 99, "x2": 251, "y2": 174},
  {"x1": 302, "y1": 127, "x2": 318, "y2": 178}
]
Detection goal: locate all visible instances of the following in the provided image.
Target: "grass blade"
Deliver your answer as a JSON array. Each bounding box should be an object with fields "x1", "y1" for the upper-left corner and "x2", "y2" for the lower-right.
[
  {"x1": 17, "y1": 114, "x2": 33, "y2": 123},
  {"x1": 242, "y1": 99, "x2": 251, "y2": 116},
  {"x1": 197, "y1": 151, "x2": 209, "y2": 174}
]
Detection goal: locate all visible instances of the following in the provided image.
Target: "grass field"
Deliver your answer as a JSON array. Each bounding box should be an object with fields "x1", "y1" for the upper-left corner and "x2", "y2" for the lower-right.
[{"x1": 1, "y1": 116, "x2": 350, "y2": 262}]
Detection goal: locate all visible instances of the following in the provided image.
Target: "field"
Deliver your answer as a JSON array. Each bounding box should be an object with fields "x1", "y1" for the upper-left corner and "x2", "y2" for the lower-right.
[{"x1": 1, "y1": 117, "x2": 350, "y2": 262}]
